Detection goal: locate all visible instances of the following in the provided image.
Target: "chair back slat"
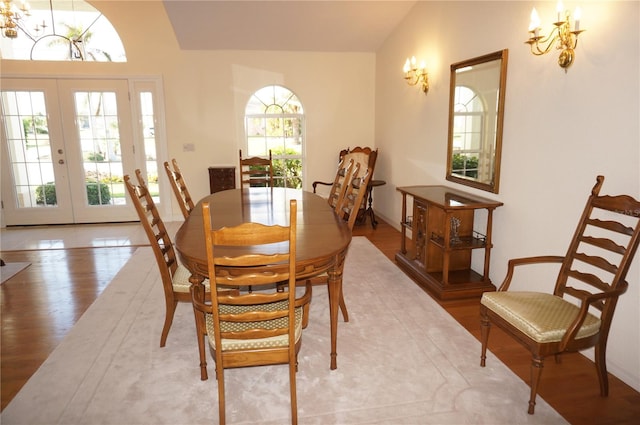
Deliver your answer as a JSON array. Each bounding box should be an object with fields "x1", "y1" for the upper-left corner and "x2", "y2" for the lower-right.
[
  {"x1": 566, "y1": 269, "x2": 609, "y2": 293},
  {"x1": 328, "y1": 159, "x2": 356, "y2": 210},
  {"x1": 124, "y1": 170, "x2": 177, "y2": 278},
  {"x1": 337, "y1": 167, "x2": 372, "y2": 230},
  {"x1": 580, "y1": 235, "x2": 627, "y2": 255},
  {"x1": 573, "y1": 252, "x2": 618, "y2": 275},
  {"x1": 164, "y1": 159, "x2": 195, "y2": 219},
  {"x1": 587, "y1": 217, "x2": 635, "y2": 236},
  {"x1": 239, "y1": 149, "x2": 274, "y2": 188}
]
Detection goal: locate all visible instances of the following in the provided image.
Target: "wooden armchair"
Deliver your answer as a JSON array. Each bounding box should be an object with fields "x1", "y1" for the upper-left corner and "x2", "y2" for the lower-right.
[
  {"x1": 480, "y1": 176, "x2": 640, "y2": 414},
  {"x1": 124, "y1": 170, "x2": 209, "y2": 347},
  {"x1": 190, "y1": 199, "x2": 311, "y2": 425},
  {"x1": 313, "y1": 146, "x2": 377, "y2": 193},
  {"x1": 239, "y1": 149, "x2": 273, "y2": 188},
  {"x1": 164, "y1": 158, "x2": 195, "y2": 219}
]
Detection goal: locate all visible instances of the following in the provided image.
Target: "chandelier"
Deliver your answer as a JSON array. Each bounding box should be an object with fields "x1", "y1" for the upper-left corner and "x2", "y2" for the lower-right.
[{"x1": 0, "y1": 0, "x2": 30, "y2": 38}]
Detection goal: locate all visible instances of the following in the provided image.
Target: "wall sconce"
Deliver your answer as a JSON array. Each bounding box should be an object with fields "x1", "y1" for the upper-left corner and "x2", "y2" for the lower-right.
[
  {"x1": 403, "y1": 56, "x2": 429, "y2": 94},
  {"x1": 526, "y1": 1, "x2": 585, "y2": 70}
]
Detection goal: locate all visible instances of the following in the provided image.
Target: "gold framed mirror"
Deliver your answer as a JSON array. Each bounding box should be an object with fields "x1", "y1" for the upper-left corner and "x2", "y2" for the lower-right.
[{"x1": 446, "y1": 49, "x2": 508, "y2": 193}]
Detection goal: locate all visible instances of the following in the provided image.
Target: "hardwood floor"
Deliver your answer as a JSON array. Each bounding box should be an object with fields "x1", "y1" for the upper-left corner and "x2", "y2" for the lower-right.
[{"x1": 2, "y1": 219, "x2": 640, "y2": 424}]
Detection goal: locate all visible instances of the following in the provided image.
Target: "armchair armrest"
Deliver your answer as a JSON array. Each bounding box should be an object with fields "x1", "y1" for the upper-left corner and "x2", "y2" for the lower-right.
[
  {"x1": 559, "y1": 282, "x2": 628, "y2": 350},
  {"x1": 498, "y1": 255, "x2": 565, "y2": 292},
  {"x1": 312, "y1": 180, "x2": 333, "y2": 193}
]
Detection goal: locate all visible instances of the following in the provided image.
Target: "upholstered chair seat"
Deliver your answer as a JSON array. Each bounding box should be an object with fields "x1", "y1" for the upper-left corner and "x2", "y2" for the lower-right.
[
  {"x1": 205, "y1": 301, "x2": 305, "y2": 351},
  {"x1": 172, "y1": 264, "x2": 209, "y2": 292},
  {"x1": 481, "y1": 291, "x2": 601, "y2": 344}
]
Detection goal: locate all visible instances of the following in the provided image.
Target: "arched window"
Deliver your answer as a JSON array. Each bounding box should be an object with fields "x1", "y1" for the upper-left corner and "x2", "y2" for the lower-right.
[
  {"x1": 451, "y1": 85, "x2": 485, "y2": 178},
  {"x1": 0, "y1": 0, "x2": 126, "y2": 61},
  {"x1": 245, "y1": 85, "x2": 304, "y2": 189}
]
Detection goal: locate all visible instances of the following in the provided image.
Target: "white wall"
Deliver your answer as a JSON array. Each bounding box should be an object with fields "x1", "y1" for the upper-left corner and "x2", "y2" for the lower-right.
[{"x1": 374, "y1": 1, "x2": 640, "y2": 391}]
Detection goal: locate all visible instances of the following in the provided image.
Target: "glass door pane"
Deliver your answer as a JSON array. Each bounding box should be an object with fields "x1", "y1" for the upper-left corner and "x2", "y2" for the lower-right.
[{"x1": 1, "y1": 79, "x2": 74, "y2": 224}]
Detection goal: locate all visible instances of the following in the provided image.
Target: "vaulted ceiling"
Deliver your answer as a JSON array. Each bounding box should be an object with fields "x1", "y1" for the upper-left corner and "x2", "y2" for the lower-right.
[{"x1": 163, "y1": 1, "x2": 417, "y2": 52}]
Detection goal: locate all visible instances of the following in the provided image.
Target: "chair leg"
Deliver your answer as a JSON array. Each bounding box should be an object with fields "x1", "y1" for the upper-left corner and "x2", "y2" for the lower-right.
[
  {"x1": 595, "y1": 340, "x2": 610, "y2": 396},
  {"x1": 160, "y1": 299, "x2": 178, "y2": 347},
  {"x1": 198, "y1": 336, "x2": 208, "y2": 381},
  {"x1": 528, "y1": 355, "x2": 545, "y2": 414},
  {"x1": 217, "y1": 366, "x2": 226, "y2": 425},
  {"x1": 289, "y1": 361, "x2": 298, "y2": 425},
  {"x1": 339, "y1": 290, "x2": 349, "y2": 322},
  {"x1": 479, "y1": 309, "x2": 490, "y2": 367}
]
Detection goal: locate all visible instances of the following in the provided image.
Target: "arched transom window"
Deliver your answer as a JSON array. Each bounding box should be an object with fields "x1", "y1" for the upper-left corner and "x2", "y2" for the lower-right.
[
  {"x1": 0, "y1": 0, "x2": 126, "y2": 61},
  {"x1": 244, "y1": 85, "x2": 304, "y2": 189}
]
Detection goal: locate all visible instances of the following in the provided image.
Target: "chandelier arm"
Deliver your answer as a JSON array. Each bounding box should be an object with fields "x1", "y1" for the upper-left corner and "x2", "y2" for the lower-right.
[
  {"x1": 13, "y1": 19, "x2": 36, "y2": 42},
  {"x1": 529, "y1": 33, "x2": 561, "y2": 55}
]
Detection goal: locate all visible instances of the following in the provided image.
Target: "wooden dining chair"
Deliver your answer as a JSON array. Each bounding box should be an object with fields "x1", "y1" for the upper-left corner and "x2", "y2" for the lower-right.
[
  {"x1": 304, "y1": 167, "x2": 372, "y2": 323},
  {"x1": 480, "y1": 176, "x2": 640, "y2": 414},
  {"x1": 164, "y1": 158, "x2": 195, "y2": 219},
  {"x1": 190, "y1": 199, "x2": 311, "y2": 425},
  {"x1": 325, "y1": 158, "x2": 357, "y2": 211},
  {"x1": 313, "y1": 146, "x2": 378, "y2": 221},
  {"x1": 124, "y1": 169, "x2": 209, "y2": 347},
  {"x1": 239, "y1": 149, "x2": 274, "y2": 188}
]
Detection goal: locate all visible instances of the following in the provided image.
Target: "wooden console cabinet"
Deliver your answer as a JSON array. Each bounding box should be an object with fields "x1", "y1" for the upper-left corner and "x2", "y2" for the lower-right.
[
  {"x1": 396, "y1": 185, "x2": 503, "y2": 300},
  {"x1": 208, "y1": 166, "x2": 235, "y2": 194}
]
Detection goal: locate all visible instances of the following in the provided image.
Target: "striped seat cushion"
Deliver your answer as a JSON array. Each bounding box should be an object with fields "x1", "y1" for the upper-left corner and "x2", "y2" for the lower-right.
[
  {"x1": 481, "y1": 291, "x2": 601, "y2": 343},
  {"x1": 205, "y1": 301, "x2": 303, "y2": 351}
]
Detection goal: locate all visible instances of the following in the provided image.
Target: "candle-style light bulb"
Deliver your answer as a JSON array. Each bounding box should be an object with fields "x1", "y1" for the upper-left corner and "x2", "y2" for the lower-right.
[
  {"x1": 529, "y1": 7, "x2": 541, "y2": 36},
  {"x1": 574, "y1": 7, "x2": 582, "y2": 31},
  {"x1": 556, "y1": 1, "x2": 564, "y2": 22},
  {"x1": 403, "y1": 58, "x2": 410, "y2": 73},
  {"x1": 529, "y1": 7, "x2": 540, "y2": 32}
]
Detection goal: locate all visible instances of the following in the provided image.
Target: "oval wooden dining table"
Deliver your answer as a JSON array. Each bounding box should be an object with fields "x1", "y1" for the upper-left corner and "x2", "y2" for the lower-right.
[{"x1": 174, "y1": 187, "x2": 352, "y2": 370}]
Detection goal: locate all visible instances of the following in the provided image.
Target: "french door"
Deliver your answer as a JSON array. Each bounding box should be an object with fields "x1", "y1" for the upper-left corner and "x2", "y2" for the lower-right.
[{"x1": 1, "y1": 77, "x2": 164, "y2": 225}]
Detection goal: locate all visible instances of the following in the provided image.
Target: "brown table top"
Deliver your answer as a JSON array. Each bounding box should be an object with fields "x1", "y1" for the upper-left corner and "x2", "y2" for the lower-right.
[
  {"x1": 174, "y1": 187, "x2": 352, "y2": 280},
  {"x1": 396, "y1": 185, "x2": 503, "y2": 210}
]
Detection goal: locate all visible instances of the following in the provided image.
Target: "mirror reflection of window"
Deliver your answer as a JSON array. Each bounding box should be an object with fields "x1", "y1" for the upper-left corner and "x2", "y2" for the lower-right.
[
  {"x1": 452, "y1": 86, "x2": 483, "y2": 179},
  {"x1": 446, "y1": 49, "x2": 508, "y2": 194}
]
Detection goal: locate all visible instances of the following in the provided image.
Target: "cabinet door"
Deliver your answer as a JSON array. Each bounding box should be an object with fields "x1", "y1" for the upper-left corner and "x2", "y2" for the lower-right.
[
  {"x1": 209, "y1": 167, "x2": 235, "y2": 193},
  {"x1": 426, "y1": 206, "x2": 474, "y2": 273},
  {"x1": 412, "y1": 200, "x2": 428, "y2": 269}
]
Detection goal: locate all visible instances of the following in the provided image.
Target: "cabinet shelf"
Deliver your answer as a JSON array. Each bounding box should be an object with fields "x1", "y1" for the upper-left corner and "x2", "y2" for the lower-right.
[
  {"x1": 430, "y1": 231, "x2": 486, "y2": 250},
  {"x1": 396, "y1": 185, "x2": 503, "y2": 300}
]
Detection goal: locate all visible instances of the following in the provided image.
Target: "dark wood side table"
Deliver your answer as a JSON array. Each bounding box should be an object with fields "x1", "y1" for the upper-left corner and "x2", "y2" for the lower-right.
[
  {"x1": 208, "y1": 166, "x2": 235, "y2": 193},
  {"x1": 361, "y1": 179, "x2": 386, "y2": 228}
]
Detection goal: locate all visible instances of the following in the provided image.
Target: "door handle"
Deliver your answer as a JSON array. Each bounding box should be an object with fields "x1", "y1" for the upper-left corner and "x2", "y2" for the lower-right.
[{"x1": 58, "y1": 159, "x2": 65, "y2": 164}]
